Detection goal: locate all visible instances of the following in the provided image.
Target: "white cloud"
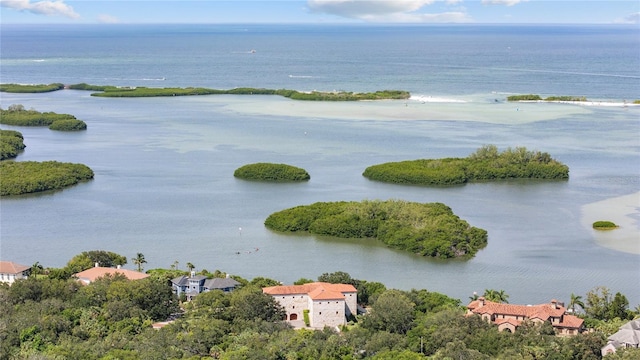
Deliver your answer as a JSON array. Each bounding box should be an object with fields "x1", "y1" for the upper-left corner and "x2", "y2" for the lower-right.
[
  {"x1": 481, "y1": 0, "x2": 526, "y2": 6},
  {"x1": 0, "y1": 0, "x2": 79, "y2": 18},
  {"x1": 307, "y1": 0, "x2": 470, "y2": 22},
  {"x1": 308, "y1": 0, "x2": 435, "y2": 18},
  {"x1": 614, "y1": 12, "x2": 640, "y2": 24},
  {"x1": 97, "y1": 14, "x2": 119, "y2": 24}
]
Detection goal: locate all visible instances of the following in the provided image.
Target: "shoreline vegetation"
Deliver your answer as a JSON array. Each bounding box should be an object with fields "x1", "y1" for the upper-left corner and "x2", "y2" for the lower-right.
[
  {"x1": 363, "y1": 145, "x2": 569, "y2": 186},
  {"x1": 0, "y1": 104, "x2": 87, "y2": 131},
  {"x1": 264, "y1": 199, "x2": 488, "y2": 259},
  {"x1": 3, "y1": 83, "x2": 638, "y2": 106},
  {"x1": 234, "y1": 163, "x2": 310, "y2": 182},
  {"x1": 0, "y1": 82, "x2": 410, "y2": 101}
]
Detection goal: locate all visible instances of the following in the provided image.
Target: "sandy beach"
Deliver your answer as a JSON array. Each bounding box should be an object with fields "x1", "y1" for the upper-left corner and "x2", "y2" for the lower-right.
[{"x1": 581, "y1": 192, "x2": 640, "y2": 255}]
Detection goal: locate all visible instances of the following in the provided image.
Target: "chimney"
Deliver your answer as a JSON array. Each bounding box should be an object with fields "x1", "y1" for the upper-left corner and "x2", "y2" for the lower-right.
[
  {"x1": 226, "y1": 274, "x2": 230, "y2": 278},
  {"x1": 190, "y1": 270, "x2": 196, "y2": 278},
  {"x1": 478, "y1": 296, "x2": 486, "y2": 307},
  {"x1": 117, "y1": 265, "x2": 121, "y2": 269},
  {"x1": 95, "y1": 262, "x2": 99, "y2": 268}
]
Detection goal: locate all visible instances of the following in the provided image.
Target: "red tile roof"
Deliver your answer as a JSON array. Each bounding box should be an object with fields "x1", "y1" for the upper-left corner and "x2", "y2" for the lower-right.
[
  {"x1": 0, "y1": 261, "x2": 30, "y2": 274},
  {"x1": 263, "y1": 282, "x2": 357, "y2": 300},
  {"x1": 73, "y1": 266, "x2": 149, "y2": 283},
  {"x1": 467, "y1": 298, "x2": 584, "y2": 330}
]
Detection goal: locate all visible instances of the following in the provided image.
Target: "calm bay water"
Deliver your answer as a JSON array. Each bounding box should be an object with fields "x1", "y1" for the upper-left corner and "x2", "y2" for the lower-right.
[{"x1": 1, "y1": 24, "x2": 639, "y2": 305}]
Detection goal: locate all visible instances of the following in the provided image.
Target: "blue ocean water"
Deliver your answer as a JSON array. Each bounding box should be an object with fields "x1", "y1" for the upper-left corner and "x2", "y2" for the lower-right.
[
  {"x1": 1, "y1": 24, "x2": 639, "y2": 305},
  {"x1": 1, "y1": 24, "x2": 639, "y2": 98}
]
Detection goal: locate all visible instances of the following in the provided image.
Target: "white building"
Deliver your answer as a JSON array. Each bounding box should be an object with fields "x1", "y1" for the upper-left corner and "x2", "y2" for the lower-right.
[
  {"x1": 0, "y1": 261, "x2": 30, "y2": 284},
  {"x1": 263, "y1": 282, "x2": 357, "y2": 329}
]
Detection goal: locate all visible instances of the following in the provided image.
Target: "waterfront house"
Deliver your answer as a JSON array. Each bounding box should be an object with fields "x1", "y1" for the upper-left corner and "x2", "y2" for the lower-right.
[
  {"x1": 73, "y1": 264, "x2": 149, "y2": 285},
  {"x1": 263, "y1": 282, "x2": 357, "y2": 329},
  {"x1": 171, "y1": 272, "x2": 241, "y2": 301},
  {"x1": 0, "y1": 261, "x2": 30, "y2": 284},
  {"x1": 601, "y1": 319, "x2": 640, "y2": 356},
  {"x1": 466, "y1": 297, "x2": 584, "y2": 336}
]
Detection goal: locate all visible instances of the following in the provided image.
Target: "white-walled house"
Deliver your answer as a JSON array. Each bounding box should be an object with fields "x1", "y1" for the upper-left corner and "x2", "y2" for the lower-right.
[
  {"x1": 263, "y1": 282, "x2": 357, "y2": 329},
  {"x1": 0, "y1": 261, "x2": 30, "y2": 284}
]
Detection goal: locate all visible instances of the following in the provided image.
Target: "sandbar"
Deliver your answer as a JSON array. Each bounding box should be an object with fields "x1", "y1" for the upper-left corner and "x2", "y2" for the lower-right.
[
  {"x1": 198, "y1": 93, "x2": 638, "y2": 124},
  {"x1": 580, "y1": 192, "x2": 640, "y2": 255}
]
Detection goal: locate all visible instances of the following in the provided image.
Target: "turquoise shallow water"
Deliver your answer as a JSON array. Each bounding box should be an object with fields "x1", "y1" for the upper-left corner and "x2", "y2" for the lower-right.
[{"x1": 1, "y1": 24, "x2": 639, "y2": 305}]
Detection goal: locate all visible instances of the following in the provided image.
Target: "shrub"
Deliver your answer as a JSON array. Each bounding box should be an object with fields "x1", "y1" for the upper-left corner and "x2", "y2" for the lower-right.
[
  {"x1": 593, "y1": 221, "x2": 617, "y2": 230},
  {"x1": 507, "y1": 94, "x2": 542, "y2": 101}
]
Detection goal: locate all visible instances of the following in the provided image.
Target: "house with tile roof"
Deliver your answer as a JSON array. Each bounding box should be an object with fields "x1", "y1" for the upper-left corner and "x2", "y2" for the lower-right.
[
  {"x1": 0, "y1": 261, "x2": 31, "y2": 284},
  {"x1": 601, "y1": 319, "x2": 640, "y2": 356},
  {"x1": 73, "y1": 264, "x2": 149, "y2": 285},
  {"x1": 262, "y1": 282, "x2": 357, "y2": 329},
  {"x1": 171, "y1": 272, "x2": 241, "y2": 301},
  {"x1": 466, "y1": 297, "x2": 584, "y2": 336}
]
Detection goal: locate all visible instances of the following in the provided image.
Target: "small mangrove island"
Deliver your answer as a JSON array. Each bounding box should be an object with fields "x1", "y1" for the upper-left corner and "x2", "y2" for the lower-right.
[
  {"x1": 0, "y1": 104, "x2": 87, "y2": 131},
  {"x1": 0, "y1": 129, "x2": 26, "y2": 160},
  {"x1": 507, "y1": 94, "x2": 588, "y2": 102},
  {"x1": 363, "y1": 145, "x2": 569, "y2": 186},
  {"x1": 593, "y1": 221, "x2": 618, "y2": 230},
  {"x1": 264, "y1": 199, "x2": 488, "y2": 259},
  {"x1": 234, "y1": 163, "x2": 310, "y2": 182},
  {"x1": 0, "y1": 161, "x2": 94, "y2": 196}
]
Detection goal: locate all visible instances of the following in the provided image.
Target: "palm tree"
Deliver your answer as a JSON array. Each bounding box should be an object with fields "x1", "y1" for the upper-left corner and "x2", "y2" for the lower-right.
[
  {"x1": 483, "y1": 289, "x2": 509, "y2": 303},
  {"x1": 186, "y1": 262, "x2": 195, "y2": 272},
  {"x1": 30, "y1": 261, "x2": 44, "y2": 276},
  {"x1": 568, "y1": 293, "x2": 585, "y2": 314},
  {"x1": 132, "y1": 253, "x2": 147, "y2": 272}
]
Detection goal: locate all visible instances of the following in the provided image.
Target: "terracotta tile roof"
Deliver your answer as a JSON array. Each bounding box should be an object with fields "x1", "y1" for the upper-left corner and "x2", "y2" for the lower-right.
[
  {"x1": 467, "y1": 298, "x2": 584, "y2": 330},
  {"x1": 73, "y1": 266, "x2": 149, "y2": 284},
  {"x1": 0, "y1": 261, "x2": 30, "y2": 274},
  {"x1": 263, "y1": 282, "x2": 357, "y2": 300},
  {"x1": 470, "y1": 300, "x2": 564, "y2": 319},
  {"x1": 557, "y1": 314, "x2": 584, "y2": 329}
]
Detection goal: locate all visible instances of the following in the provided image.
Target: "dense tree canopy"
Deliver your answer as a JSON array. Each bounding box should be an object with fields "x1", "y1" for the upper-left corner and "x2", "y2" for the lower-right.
[
  {"x1": 0, "y1": 160, "x2": 94, "y2": 196},
  {"x1": 234, "y1": 162, "x2": 310, "y2": 182},
  {"x1": 265, "y1": 199, "x2": 488, "y2": 259},
  {"x1": 1, "y1": 259, "x2": 638, "y2": 360},
  {"x1": 0, "y1": 105, "x2": 87, "y2": 131},
  {"x1": 0, "y1": 129, "x2": 25, "y2": 160},
  {"x1": 363, "y1": 145, "x2": 569, "y2": 186}
]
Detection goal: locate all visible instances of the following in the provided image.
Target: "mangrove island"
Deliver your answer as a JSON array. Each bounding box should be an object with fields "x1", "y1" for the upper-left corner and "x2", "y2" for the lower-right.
[
  {"x1": 0, "y1": 104, "x2": 87, "y2": 131},
  {"x1": 264, "y1": 199, "x2": 488, "y2": 259},
  {"x1": 234, "y1": 163, "x2": 310, "y2": 182},
  {"x1": 363, "y1": 145, "x2": 569, "y2": 186},
  {"x1": 0, "y1": 161, "x2": 94, "y2": 196}
]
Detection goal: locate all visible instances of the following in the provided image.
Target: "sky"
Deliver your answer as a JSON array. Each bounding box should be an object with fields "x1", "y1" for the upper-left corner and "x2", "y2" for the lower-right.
[{"x1": 0, "y1": 0, "x2": 639, "y2": 25}]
